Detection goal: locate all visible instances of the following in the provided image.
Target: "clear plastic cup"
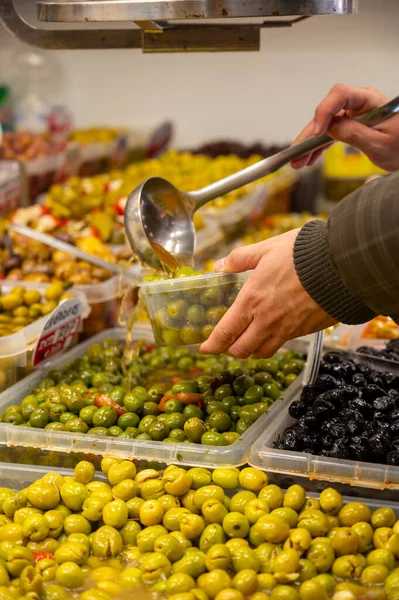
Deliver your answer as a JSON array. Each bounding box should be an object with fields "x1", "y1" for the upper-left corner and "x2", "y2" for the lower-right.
[{"x1": 141, "y1": 271, "x2": 251, "y2": 346}]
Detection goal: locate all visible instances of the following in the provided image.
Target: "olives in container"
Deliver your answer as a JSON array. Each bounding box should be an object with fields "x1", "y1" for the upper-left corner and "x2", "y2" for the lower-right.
[
  {"x1": 277, "y1": 350, "x2": 399, "y2": 468},
  {"x1": 141, "y1": 268, "x2": 250, "y2": 347},
  {"x1": 0, "y1": 336, "x2": 304, "y2": 448},
  {"x1": 0, "y1": 461, "x2": 399, "y2": 600}
]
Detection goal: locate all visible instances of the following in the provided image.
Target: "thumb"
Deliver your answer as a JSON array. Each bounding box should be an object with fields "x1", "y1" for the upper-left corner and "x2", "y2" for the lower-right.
[
  {"x1": 328, "y1": 117, "x2": 382, "y2": 153},
  {"x1": 214, "y1": 241, "x2": 268, "y2": 273}
]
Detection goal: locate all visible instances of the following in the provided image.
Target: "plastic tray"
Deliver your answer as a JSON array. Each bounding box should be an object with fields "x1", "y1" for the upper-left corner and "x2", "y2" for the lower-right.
[
  {"x1": 0, "y1": 327, "x2": 317, "y2": 469},
  {"x1": 0, "y1": 283, "x2": 90, "y2": 393},
  {"x1": 249, "y1": 350, "x2": 399, "y2": 491}
]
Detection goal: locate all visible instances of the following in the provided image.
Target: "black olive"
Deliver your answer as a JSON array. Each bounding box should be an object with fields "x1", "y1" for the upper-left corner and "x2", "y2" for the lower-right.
[
  {"x1": 302, "y1": 432, "x2": 321, "y2": 450},
  {"x1": 329, "y1": 422, "x2": 347, "y2": 439},
  {"x1": 314, "y1": 374, "x2": 341, "y2": 392},
  {"x1": 288, "y1": 401, "x2": 307, "y2": 419},
  {"x1": 323, "y1": 352, "x2": 344, "y2": 364},
  {"x1": 345, "y1": 417, "x2": 364, "y2": 436},
  {"x1": 390, "y1": 420, "x2": 399, "y2": 436},
  {"x1": 352, "y1": 373, "x2": 367, "y2": 388},
  {"x1": 300, "y1": 385, "x2": 317, "y2": 405},
  {"x1": 303, "y1": 412, "x2": 318, "y2": 429},
  {"x1": 373, "y1": 419, "x2": 391, "y2": 433},
  {"x1": 367, "y1": 373, "x2": 387, "y2": 390},
  {"x1": 281, "y1": 431, "x2": 303, "y2": 451},
  {"x1": 341, "y1": 385, "x2": 360, "y2": 400},
  {"x1": 390, "y1": 409, "x2": 399, "y2": 421},
  {"x1": 373, "y1": 396, "x2": 396, "y2": 412},
  {"x1": 391, "y1": 440, "x2": 399, "y2": 451},
  {"x1": 321, "y1": 420, "x2": 333, "y2": 434},
  {"x1": 357, "y1": 362, "x2": 372, "y2": 375},
  {"x1": 319, "y1": 360, "x2": 333, "y2": 375},
  {"x1": 329, "y1": 362, "x2": 354, "y2": 382},
  {"x1": 318, "y1": 389, "x2": 344, "y2": 408},
  {"x1": 368, "y1": 432, "x2": 391, "y2": 457},
  {"x1": 363, "y1": 384, "x2": 386, "y2": 402},
  {"x1": 348, "y1": 443, "x2": 368, "y2": 462},
  {"x1": 297, "y1": 415, "x2": 309, "y2": 429},
  {"x1": 329, "y1": 439, "x2": 349, "y2": 459},
  {"x1": 346, "y1": 397, "x2": 372, "y2": 418},
  {"x1": 322, "y1": 435, "x2": 334, "y2": 449},
  {"x1": 373, "y1": 411, "x2": 387, "y2": 421},
  {"x1": 387, "y1": 451, "x2": 399, "y2": 466},
  {"x1": 312, "y1": 399, "x2": 335, "y2": 420},
  {"x1": 385, "y1": 373, "x2": 399, "y2": 389}
]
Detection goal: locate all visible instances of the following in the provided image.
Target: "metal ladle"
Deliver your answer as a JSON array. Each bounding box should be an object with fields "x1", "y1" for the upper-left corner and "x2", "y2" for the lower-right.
[{"x1": 124, "y1": 96, "x2": 399, "y2": 271}]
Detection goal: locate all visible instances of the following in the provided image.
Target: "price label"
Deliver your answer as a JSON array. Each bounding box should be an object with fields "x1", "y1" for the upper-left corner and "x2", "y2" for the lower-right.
[{"x1": 33, "y1": 299, "x2": 82, "y2": 367}]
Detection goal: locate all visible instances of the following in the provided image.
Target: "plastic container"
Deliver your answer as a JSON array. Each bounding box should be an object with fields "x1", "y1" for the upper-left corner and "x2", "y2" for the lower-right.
[
  {"x1": 0, "y1": 160, "x2": 24, "y2": 216},
  {"x1": 75, "y1": 275, "x2": 121, "y2": 339},
  {"x1": 141, "y1": 271, "x2": 250, "y2": 346},
  {"x1": 20, "y1": 153, "x2": 66, "y2": 204},
  {"x1": 0, "y1": 283, "x2": 90, "y2": 393},
  {"x1": 78, "y1": 140, "x2": 120, "y2": 177},
  {"x1": 249, "y1": 349, "x2": 399, "y2": 490},
  {"x1": 0, "y1": 327, "x2": 318, "y2": 469}
]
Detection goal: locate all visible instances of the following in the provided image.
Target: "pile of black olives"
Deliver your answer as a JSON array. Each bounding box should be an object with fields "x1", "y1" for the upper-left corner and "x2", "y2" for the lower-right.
[
  {"x1": 277, "y1": 351, "x2": 399, "y2": 466},
  {"x1": 357, "y1": 339, "x2": 399, "y2": 364}
]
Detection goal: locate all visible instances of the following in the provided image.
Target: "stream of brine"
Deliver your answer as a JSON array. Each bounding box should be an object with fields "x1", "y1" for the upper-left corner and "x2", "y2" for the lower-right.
[{"x1": 117, "y1": 241, "x2": 193, "y2": 382}]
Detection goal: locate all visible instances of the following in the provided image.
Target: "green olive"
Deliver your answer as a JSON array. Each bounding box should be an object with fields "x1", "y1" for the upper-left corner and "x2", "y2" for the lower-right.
[
  {"x1": 339, "y1": 502, "x2": 371, "y2": 527},
  {"x1": 259, "y1": 486, "x2": 284, "y2": 511},
  {"x1": 284, "y1": 486, "x2": 306, "y2": 512}
]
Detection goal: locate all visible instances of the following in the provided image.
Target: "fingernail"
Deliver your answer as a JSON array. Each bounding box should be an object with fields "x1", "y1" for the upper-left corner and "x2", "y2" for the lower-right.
[{"x1": 214, "y1": 258, "x2": 225, "y2": 272}]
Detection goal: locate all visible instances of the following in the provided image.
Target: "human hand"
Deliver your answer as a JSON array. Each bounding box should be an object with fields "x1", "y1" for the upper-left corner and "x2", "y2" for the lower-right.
[
  {"x1": 291, "y1": 84, "x2": 399, "y2": 172},
  {"x1": 199, "y1": 229, "x2": 336, "y2": 359}
]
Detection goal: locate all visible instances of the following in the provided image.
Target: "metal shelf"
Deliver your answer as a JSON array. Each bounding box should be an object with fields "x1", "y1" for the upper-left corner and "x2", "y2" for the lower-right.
[
  {"x1": 37, "y1": 0, "x2": 358, "y2": 23},
  {"x1": 1, "y1": 0, "x2": 358, "y2": 51}
]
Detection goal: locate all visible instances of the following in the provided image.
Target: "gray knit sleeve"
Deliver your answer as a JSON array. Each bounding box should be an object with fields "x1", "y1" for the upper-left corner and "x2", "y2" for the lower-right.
[
  {"x1": 293, "y1": 220, "x2": 376, "y2": 324},
  {"x1": 293, "y1": 170, "x2": 399, "y2": 325}
]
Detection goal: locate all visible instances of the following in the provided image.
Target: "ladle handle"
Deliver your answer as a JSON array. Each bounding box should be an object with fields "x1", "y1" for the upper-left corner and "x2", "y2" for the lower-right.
[
  {"x1": 8, "y1": 223, "x2": 123, "y2": 275},
  {"x1": 187, "y1": 95, "x2": 399, "y2": 209}
]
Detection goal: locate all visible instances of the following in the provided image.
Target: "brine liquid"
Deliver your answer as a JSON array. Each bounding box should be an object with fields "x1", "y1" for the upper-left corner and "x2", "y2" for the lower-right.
[{"x1": 118, "y1": 238, "x2": 194, "y2": 375}]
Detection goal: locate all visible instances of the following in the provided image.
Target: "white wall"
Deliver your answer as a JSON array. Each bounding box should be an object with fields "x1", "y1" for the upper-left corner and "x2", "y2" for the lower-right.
[{"x1": 1, "y1": 0, "x2": 398, "y2": 146}]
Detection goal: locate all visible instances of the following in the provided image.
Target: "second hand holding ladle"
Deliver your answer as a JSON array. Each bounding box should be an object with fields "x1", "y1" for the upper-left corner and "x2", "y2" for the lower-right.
[{"x1": 124, "y1": 96, "x2": 399, "y2": 271}]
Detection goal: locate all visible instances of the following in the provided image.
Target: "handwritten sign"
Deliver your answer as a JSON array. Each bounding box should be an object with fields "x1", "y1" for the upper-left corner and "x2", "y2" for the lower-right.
[{"x1": 33, "y1": 298, "x2": 82, "y2": 366}]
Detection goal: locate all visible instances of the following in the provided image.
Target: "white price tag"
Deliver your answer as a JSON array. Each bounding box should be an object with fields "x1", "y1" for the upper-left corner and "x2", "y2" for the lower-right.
[{"x1": 33, "y1": 298, "x2": 82, "y2": 367}]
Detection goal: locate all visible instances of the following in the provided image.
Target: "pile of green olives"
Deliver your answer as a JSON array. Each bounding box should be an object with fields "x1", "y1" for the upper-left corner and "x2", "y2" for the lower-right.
[
  {"x1": 0, "y1": 460, "x2": 399, "y2": 600},
  {"x1": 0, "y1": 338, "x2": 304, "y2": 446},
  {"x1": 142, "y1": 267, "x2": 246, "y2": 347}
]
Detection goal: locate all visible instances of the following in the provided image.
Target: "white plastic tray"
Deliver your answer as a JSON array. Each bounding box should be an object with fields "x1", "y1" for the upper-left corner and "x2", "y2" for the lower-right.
[
  {"x1": 249, "y1": 350, "x2": 399, "y2": 490},
  {"x1": 0, "y1": 327, "x2": 316, "y2": 469}
]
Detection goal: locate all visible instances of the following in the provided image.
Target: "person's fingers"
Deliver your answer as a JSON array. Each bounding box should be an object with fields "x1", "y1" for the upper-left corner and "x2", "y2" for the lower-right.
[
  {"x1": 306, "y1": 145, "x2": 333, "y2": 167},
  {"x1": 255, "y1": 335, "x2": 285, "y2": 359},
  {"x1": 225, "y1": 321, "x2": 272, "y2": 359},
  {"x1": 214, "y1": 241, "x2": 269, "y2": 273},
  {"x1": 313, "y1": 84, "x2": 386, "y2": 135},
  {"x1": 327, "y1": 116, "x2": 384, "y2": 151},
  {"x1": 199, "y1": 294, "x2": 252, "y2": 355}
]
